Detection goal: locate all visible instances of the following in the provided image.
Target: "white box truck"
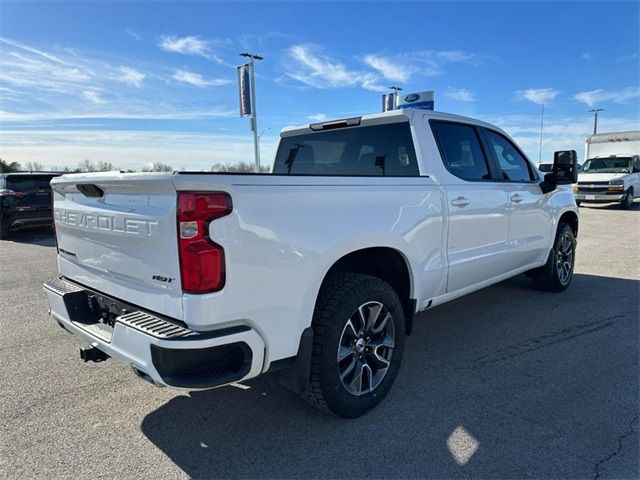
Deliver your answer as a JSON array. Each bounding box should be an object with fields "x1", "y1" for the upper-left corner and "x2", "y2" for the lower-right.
[{"x1": 575, "y1": 131, "x2": 640, "y2": 208}]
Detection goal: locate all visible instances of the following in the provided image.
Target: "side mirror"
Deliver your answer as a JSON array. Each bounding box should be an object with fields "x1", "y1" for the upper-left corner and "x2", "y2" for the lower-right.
[{"x1": 553, "y1": 150, "x2": 579, "y2": 184}]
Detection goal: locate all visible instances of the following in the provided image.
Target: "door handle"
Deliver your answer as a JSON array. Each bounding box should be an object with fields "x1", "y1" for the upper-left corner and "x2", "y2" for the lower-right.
[
  {"x1": 451, "y1": 196, "x2": 471, "y2": 207},
  {"x1": 510, "y1": 193, "x2": 524, "y2": 203}
]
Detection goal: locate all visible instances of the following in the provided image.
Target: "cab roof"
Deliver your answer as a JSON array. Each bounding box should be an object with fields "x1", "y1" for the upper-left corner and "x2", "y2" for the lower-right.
[{"x1": 281, "y1": 108, "x2": 506, "y2": 138}]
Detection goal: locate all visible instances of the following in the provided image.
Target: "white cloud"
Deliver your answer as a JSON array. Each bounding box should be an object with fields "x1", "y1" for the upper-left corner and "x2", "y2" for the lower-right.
[
  {"x1": 82, "y1": 89, "x2": 106, "y2": 104},
  {"x1": 0, "y1": 129, "x2": 279, "y2": 171},
  {"x1": 51, "y1": 67, "x2": 90, "y2": 82},
  {"x1": 516, "y1": 88, "x2": 561, "y2": 105},
  {"x1": 574, "y1": 87, "x2": 640, "y2": 107},
  {"x1": 581, "y1": 52, "x2": 593, "y2": 60},
  {"x1": 308, "y1": 113, "x2": 328, "y2": 122},
  {"x1": 158, "y1": 35, "x2": 226, "y2": 63},
  {"x1": 126, "y1": 28, "x2": 142, "y2": 41},
  {"x1": 172, "y1": 69, "x2": 230, "y2": 87},
  {"x1": 445, "y1": 86, "x2": 476, "y2": 102},
  {"x1": 617, "y1": 53, "x2": 638, "y2": 62},
  {"x1": 362, "y1": 54, "x2": 413, "y2": 83},
  {"x1": 0, "y1": 36, "x2": 71, "y2": 66},
  {"x1": 436, "y1": 50, "x2": 474, "y2": 62},
  {"x1": 285, "y1": 45, "x2": 476, "y2": 91},
  {"x1": 0, "y1": 109, "x2": 235, "y2": 122},
  {"x1": 117, "y1": 66, "x2": 145, "y2": 87},
  {"x1": 285, "y1": 44, "x2": 384, "y2": 91}
]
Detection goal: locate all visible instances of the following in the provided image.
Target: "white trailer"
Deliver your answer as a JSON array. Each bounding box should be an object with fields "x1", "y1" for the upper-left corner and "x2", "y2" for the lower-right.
[{"x1": 584, "y1": 131, "x2": 640, "y2": 160}]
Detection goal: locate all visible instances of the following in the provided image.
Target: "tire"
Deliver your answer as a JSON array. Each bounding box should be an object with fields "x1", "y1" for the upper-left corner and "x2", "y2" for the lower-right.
[
  {"x1": 529, "y1": 222, "x2": 576, "y2": 292},
  {"x1": 620, "y1": 189, "x2": 634, "y2": 210},
  {"x1": 303, "y1": 273, "x2": 406, "y2": 418}
]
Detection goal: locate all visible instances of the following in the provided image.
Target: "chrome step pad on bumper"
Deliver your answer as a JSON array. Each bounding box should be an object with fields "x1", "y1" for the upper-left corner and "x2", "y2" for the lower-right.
[
  {"x1": 118, "y1": 311, "x2": 191, "y2": 339},
  {"x1": 44, "y1": 277, "x2": 191, "y2": 340}
]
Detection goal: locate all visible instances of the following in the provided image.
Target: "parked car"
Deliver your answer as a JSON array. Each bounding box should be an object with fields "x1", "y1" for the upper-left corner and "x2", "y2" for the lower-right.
[
  {"x1": 0, "y1": 172, "x2": 60, "y2": 239},
  {"x1": 575, "y1": 131, "x2": 640, "y2": 208},
  {"x1": 43, "y1": 109, "x2": 578, "y2": 417}
]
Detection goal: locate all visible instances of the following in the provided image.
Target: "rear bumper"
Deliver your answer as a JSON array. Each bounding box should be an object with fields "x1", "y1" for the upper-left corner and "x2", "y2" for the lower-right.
[
  {"x1": 43, "y1": 277, "x2": 265, "y2": 389},
  {"x1": 574, "y1": 192, "x2": 624, "y2": 203},
  {"x1": 3, "y1": 214, "x2": 53, "y2": 230}
]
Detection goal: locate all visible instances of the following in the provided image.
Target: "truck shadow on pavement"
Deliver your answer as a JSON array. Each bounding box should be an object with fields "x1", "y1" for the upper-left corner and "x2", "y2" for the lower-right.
[{"x1": 141, "y1": 273, "x2": 639, "y2": 479}]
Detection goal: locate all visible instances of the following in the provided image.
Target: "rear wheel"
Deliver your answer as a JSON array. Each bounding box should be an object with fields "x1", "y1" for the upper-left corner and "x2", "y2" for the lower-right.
[
  {"x1": 303, "y1": 273, "x2": 406, "y2": 417},
  {"x1": 529, "y1": 222, "x2": 576, "y2": 292},
  {"x1": 620, "y1": 189, "x2": 634, "y2": 210}
]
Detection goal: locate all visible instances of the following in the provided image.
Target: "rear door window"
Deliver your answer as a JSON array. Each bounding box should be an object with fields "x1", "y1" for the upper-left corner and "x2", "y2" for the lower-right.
[
  {"x1": 272, "y1": 122, "x2": 420, "y2": 176},
  {"x1": 430, "y1": 121, "x2": 492, "y2": 181}
]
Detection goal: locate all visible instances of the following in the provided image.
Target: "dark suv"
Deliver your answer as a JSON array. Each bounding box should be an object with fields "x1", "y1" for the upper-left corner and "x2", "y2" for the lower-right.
[{"x1": 0, "y1": 172, "x2": 61, "y2": 239}]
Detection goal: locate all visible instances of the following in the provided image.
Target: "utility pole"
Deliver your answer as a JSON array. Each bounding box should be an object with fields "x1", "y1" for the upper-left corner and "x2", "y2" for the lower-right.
[
  {"x1": 538, "y1": 104, "x2": 545, "y2": 164},
  {"x1": 240, "y1": 52, "x2": 263, "y2": 172},
  {"x1": 589, "y1": 108, "x2": 604, "y2": 135},
  {"x1": 389, "y1": 86, "x2": 403, "y2": 109}
]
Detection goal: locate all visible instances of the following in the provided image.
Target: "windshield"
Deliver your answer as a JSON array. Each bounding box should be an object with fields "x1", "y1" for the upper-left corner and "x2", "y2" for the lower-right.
[{"x1": 582, "y1": 157, "x2": 632, "y2": 174}]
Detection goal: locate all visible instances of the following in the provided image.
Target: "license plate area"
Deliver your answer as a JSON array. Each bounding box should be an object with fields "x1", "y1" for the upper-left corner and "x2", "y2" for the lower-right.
[{"x1": 586, "y1": 195, "x2": 595, "y2": 200}]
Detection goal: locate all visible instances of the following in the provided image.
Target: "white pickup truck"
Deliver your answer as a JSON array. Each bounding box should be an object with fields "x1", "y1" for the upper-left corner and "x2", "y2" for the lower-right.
[{"x1": 44, "y1": 109, "x2": 579, "y2": 417}]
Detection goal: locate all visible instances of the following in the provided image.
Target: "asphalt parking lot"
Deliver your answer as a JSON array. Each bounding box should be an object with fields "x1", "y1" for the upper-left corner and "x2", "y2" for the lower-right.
[{"x1": 1, "y1": 204, "x2": 638, "y2": 479}]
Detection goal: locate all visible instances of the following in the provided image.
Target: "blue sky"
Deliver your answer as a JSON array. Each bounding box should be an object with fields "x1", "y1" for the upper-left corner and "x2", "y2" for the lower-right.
[{"x1": 1, "y1": 1, "x2": 638, "y2": 170}]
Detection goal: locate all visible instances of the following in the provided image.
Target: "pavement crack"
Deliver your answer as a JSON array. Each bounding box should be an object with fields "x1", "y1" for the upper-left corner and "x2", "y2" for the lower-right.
[
  {"x1": 593, "y1": 415, "x2": 639, "y2": 480},
  {"x1": 469, "y1": 313, "x2": 634, "y2": 368}
]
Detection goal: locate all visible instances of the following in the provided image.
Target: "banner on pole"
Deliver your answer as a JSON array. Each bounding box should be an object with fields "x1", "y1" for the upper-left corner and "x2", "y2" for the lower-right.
[
  {"x1": 237, "y1": 64, "x2": 252, "y2": 117},
  {"x1": 396, "y1": 91, "x2": 435, "y2": 111},
  {"x1": 382, "y1": 93, "x2": 395, "y2": 112}
]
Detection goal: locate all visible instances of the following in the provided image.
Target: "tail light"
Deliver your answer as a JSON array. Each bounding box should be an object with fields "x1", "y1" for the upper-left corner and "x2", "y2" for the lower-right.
[{"x1": 177, "y1": 192, "x2": 232, "y2": 293}]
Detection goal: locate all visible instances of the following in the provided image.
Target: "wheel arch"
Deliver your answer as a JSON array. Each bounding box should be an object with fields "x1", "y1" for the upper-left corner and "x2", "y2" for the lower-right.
[
  {"x1": 558, "y1": 210, "x2": 579, "y2": 238},
  {"x1": 314, "y1": 246, "x2": 416, "y2": 335}
]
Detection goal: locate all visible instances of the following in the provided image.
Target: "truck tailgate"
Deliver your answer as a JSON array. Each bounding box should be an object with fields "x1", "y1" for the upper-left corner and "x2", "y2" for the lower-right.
[{"x1": 51, "y1": 173, "x2": 183, "y2": 320}]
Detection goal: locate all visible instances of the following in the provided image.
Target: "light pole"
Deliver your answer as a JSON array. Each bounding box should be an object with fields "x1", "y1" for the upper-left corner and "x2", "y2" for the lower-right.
[
  {"x1": 389, "y1": 86, "x2": 403, "y2": 109},
  {"x1": 240, "y1": 52, "x2": 263, "y2": 172},
  {"x1": 589, "y1": 108, "x2": 604, "y2": 135}
]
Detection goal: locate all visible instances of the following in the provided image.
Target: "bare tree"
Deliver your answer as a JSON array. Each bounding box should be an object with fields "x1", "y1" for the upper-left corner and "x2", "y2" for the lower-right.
[
  {"x1": 77, "y1": 159, "x2": 117, "y2": 172},
  {"x1": 50, "y1": 165, "x2": 81, "y2": 173},
  {"x1": 210, "y1": 161, "x2": 270, "y2": 173},
  {"x1": 24, "y1": 161, "x2": 44, "y2": 171},
  {"x1": 142, "y1": 162, "x2": 173, "y2": 172}
]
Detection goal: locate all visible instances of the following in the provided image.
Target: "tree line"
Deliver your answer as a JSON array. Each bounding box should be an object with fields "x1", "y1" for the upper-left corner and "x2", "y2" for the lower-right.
[{"x1": 0, "y1": 159, "x2": 271, "y2": 174}]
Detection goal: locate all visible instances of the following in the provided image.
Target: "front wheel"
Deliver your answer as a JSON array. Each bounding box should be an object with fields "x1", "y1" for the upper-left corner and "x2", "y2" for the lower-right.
[
  {"x1": 303, "y1": 273, "x2": 406, "y2": 417},
  {"x1": 529, "y1": 222, "x2": 576, "y2": 292},
  {"x1": 620, "y1": 189, "x2": 634, "y2": 210}
]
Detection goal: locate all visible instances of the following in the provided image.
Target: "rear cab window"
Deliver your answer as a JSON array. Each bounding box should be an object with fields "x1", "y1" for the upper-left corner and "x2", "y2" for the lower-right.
[{"x1": 273, "y1": 122, "x2": 420, "y2": 176}]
